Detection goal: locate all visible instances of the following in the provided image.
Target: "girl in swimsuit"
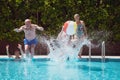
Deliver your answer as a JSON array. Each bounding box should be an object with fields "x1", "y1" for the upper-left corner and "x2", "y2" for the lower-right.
[{"x1": 74, "y1": 14, "x2": 88, "y2": 58}]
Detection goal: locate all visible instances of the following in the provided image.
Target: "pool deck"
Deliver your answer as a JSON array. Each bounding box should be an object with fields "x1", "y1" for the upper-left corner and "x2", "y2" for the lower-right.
[{"x1": 0, "y1": 55, "x2": 120, "y2": 59}]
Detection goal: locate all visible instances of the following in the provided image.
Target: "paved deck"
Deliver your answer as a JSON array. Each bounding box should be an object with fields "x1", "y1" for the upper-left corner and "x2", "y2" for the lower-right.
[{"x1": 0, "y1": 55, "x2": 120, "y2": 59}]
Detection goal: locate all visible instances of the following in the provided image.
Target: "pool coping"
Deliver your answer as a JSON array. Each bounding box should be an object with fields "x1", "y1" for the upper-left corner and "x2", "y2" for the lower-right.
[{"x1": 0, "y1": 55, "x2": 120, "y2": 59}]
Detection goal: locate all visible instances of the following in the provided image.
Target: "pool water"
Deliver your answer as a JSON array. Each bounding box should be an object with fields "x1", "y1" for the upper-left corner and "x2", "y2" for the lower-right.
[{"x1": 0, "y1": 58, "x2": 120, "y2": 80}]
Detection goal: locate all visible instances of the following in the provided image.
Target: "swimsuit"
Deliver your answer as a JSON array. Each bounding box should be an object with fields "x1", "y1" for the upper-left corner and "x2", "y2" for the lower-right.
[{"x1": 76, "y1": 24, "x2": 84, "y2": 38}]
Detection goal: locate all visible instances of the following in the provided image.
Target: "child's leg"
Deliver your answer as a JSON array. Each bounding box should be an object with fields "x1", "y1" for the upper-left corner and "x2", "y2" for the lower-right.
[
  {"x1": 78, "y1": 47, "x2": 83, "y2": 58},
  {"x1": 31, "y1": 44, "x2": 36, "y2": 57},
  {"x1": 24, "y1": 39, "x2": 30, "y2": 55},
  {"x1": 25, "y1": 45, "x2": 29, "y2": 55},
  {"x1": 29, "y1": 38, "x2": 38, "y2": 57}
]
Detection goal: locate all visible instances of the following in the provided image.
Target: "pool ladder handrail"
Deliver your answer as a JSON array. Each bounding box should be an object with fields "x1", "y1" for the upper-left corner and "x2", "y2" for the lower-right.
[
  {"x1": 88, "y1": 41, "x2": 91, "y2": 61},
  {"x1": 88, "y1": 41, "x2": 105, "y2": 60},
  {"x1": 101, "y1": 41, "x2": 105, "y2": 60}
]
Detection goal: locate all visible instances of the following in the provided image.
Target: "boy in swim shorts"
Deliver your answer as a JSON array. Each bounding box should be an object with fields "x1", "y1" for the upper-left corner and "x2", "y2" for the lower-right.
[{"x1": 14, "y1": 19, "x2": 44, "y2": 58}]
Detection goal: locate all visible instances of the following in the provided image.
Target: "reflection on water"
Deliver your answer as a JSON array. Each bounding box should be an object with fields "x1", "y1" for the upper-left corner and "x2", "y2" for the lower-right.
[{"x1": 0, "y1": 59, "x2": 120, "y2": 80}]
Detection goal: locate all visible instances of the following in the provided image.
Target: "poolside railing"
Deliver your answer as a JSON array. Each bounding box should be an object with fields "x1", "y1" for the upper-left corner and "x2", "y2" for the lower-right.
[
  {"x1": 102, "y1": 41, "x2": 105, "y2": 60},
  {"x1": 88, "y1": 41, "x2": 106, "y2": 60},
  {"x1": 89, "y1": 41, "x2": 91, "y2": 61}
]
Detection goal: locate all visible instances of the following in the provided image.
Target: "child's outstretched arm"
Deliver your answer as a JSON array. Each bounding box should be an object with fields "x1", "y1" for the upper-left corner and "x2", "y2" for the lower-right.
[
  {"x1": 6, "y1": 45, "x2": 10, "y2": 56},
  {"x1": 81, "y1": 21, "x2": 88, "y2": 37},
  {"x1": 35, "y1": 25, "x2": 44, "y2": 31},
  {"x1": 17, "y1": 44, "x2": 24, "y2": 57},
  {"x1": 14, "y1": 26, "x2": 23, "y2": 32},
  {"x1": 6, "y1": 45, "x2": 13, "y2": 58}
]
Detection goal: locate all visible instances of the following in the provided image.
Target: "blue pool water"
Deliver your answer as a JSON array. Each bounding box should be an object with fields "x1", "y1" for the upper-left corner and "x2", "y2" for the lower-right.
[{"x1": 0, "y1": 58, "x2": 120, "y2": 80}]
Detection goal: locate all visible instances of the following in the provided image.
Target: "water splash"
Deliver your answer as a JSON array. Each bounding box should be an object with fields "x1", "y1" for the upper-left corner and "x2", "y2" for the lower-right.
[
  {"x1": 36, "y1": 30, "x2": 110, "y2": 61},
  {"x1": 89, "y1": 31, "x2": 111, "y2": 43},
  {"x1": 37, "y1": 34, "x2": 91, "y2": 61}
]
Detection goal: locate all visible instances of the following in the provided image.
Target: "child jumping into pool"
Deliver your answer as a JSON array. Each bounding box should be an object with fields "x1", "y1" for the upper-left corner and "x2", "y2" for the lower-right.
[
  {"x1": 14, "y1": 19, "x2": 44, "y2": 58},
  {"x1": 74, "y1": 14, "x2": 88, "y2": 58}
]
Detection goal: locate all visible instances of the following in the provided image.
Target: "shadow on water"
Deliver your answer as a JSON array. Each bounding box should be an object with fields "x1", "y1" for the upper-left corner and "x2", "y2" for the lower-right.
[{"x1": 77, "y1": 64, "x2": 103, "y2": 71}]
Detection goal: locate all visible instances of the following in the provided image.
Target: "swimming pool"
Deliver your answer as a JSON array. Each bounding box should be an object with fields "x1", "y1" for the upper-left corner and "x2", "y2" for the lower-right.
[{"x1": 0, "y1": 58, "x2": 120, "y2": 80}]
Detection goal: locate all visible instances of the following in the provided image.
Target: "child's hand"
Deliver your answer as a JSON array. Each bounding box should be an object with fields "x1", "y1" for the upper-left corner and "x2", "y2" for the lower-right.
[
  {"x1": 14, "y1": 28, "x2": 19, "y2": 32},
  {"x1": 6, "y1": 45, "x2": 9, "y2": 49},
  {"x1": 40, "y1": 27, "x2": 44, "y2": 31},
  {"x1": 18, "y1": 44, "x2": 22, "y2": 49}
]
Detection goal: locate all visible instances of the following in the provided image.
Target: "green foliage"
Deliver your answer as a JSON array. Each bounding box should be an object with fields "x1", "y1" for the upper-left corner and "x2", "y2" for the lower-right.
[{"x1": 0, "y1": 0, "x2": 120, "y2": 42}]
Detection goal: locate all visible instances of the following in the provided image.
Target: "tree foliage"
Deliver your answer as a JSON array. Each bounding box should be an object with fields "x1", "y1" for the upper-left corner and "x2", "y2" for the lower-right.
[{"x1": 0, "y1": 0, "x2": 120, "y2": 42}]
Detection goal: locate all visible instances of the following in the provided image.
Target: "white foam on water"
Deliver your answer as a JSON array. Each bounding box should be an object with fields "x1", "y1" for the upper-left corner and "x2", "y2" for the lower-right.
[
  {"x1": 43, "y1": 36, "x2": 89, "y2": 61},
  {"x1": 37, "y1": 31, "x2": 106, "y2": 61}
]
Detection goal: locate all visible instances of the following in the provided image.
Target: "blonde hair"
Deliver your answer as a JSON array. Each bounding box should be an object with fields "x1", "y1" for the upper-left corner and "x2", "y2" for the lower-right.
[
  {"x1": 74, "y1": 14, "x2": 80, "y2": 18},
  {"x1": 24, "y1": 19, "x2": 32, "y2": 28},
  {"x1": 25, "y1": 19, "x2": 31, "y2": 23}
]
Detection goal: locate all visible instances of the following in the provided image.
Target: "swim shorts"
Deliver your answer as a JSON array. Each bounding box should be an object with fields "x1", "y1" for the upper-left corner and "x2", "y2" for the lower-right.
[{"x1": 24, "y1": 38, "x2": 38, "y2": 45}]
